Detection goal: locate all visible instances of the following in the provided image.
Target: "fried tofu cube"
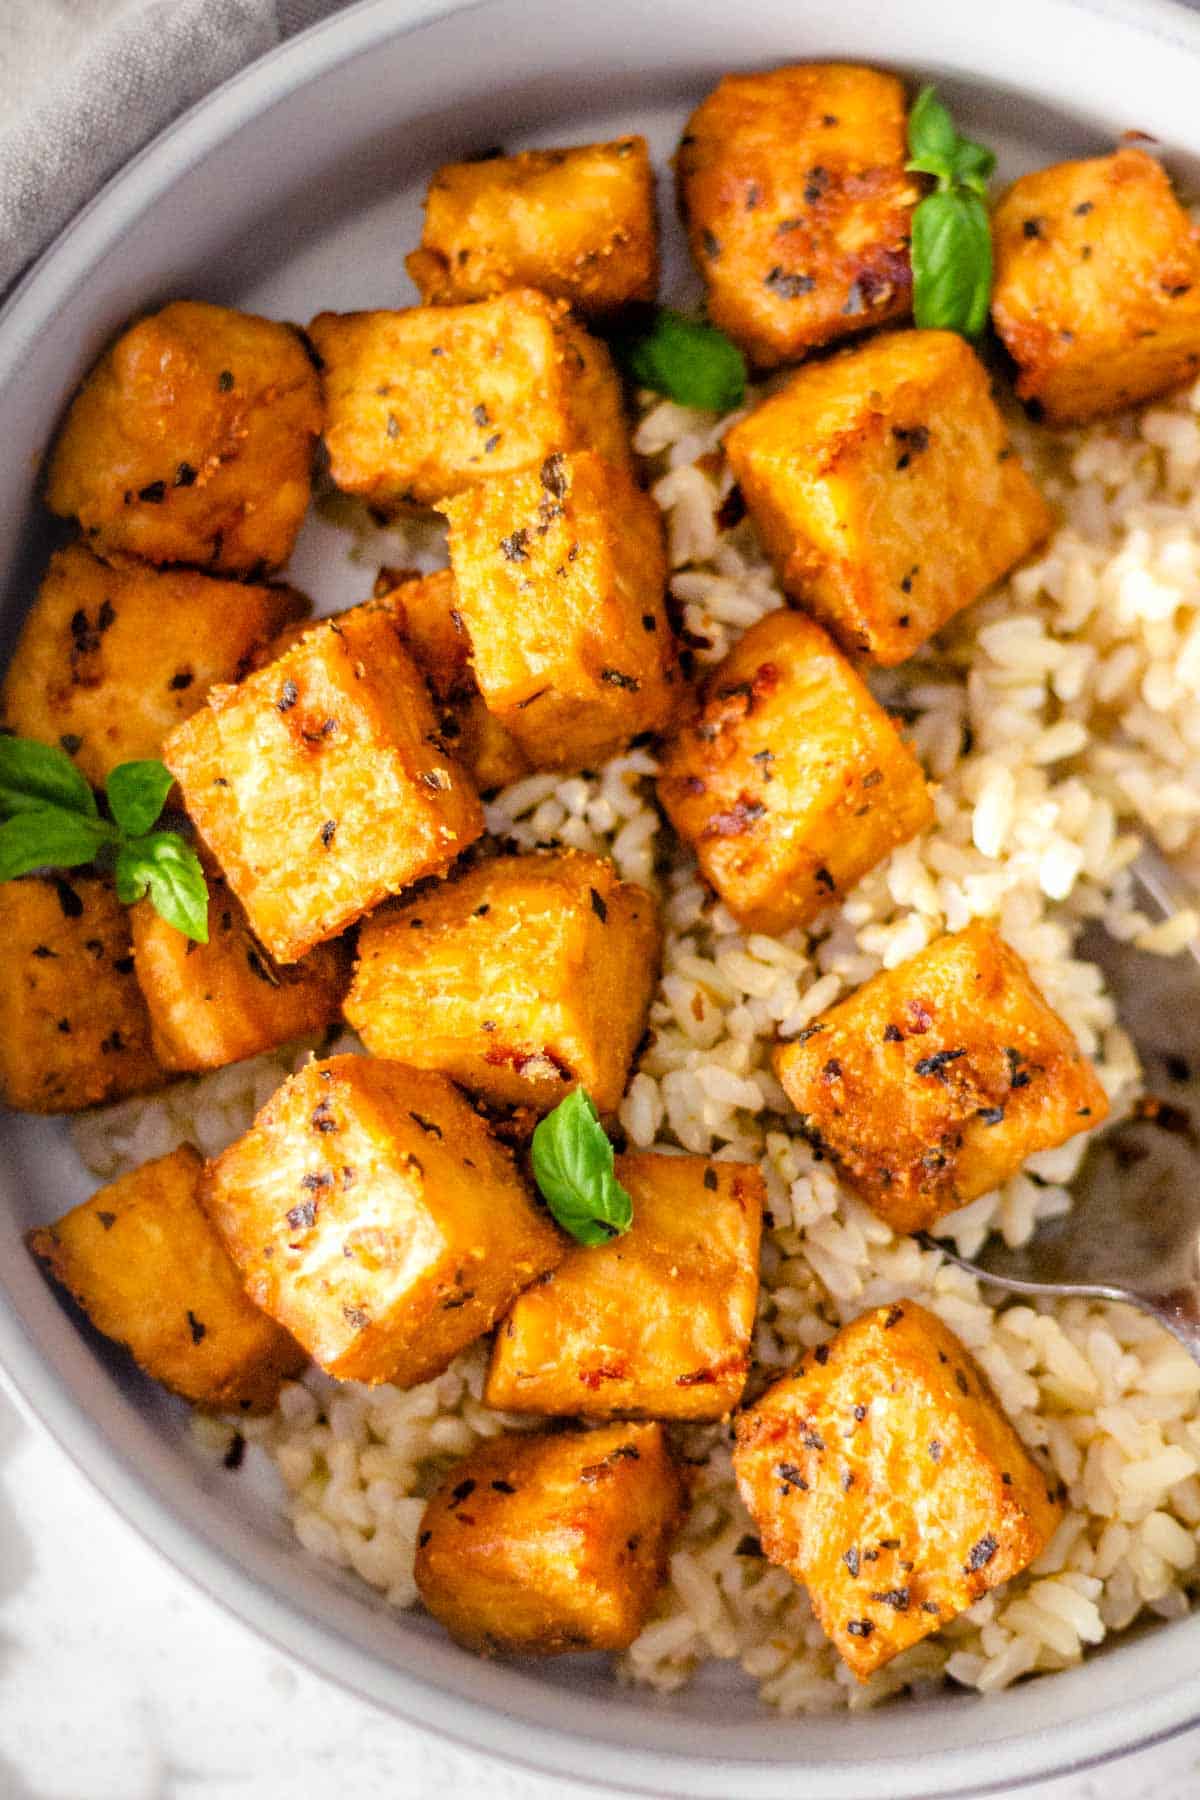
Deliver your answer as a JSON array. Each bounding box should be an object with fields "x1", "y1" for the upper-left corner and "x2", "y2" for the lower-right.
[
  {"x1": 677, "y1": 65, "x2": 919, "y2": 370},
  {"x1": 28, "y1": 1146, "x2": 304, "y2": 1411},
  {"x1": 991, "y1": 147, "x2": 1200, "y2": 425},
  {"x1": 164, "y1": 600, "x2": 483, "y2": 964},
  {"x1": 657, "y1": 609, "x2": 932, "y2": 935},
  {"x1": 346, "y1": 850, "x2": 660, "y2": 1115},
  {"x1": 442, "y1": 451, "x2": 678, "y2": 770},
  {"x1": 376, "y1": 570, "x2": 529, "y2": 791},
  {"x1": 774, "y1": 921, "x2": 1109, "y2": 1234},
  {"x1": 486, "y1": 1152, "x2": 763, "y2": 1418},
  {"x1": 1, "y1": 545, "x2": 308, "y2": 787},
  {"x1": 0, "y1": 875, "x2": 164, "y2": 1113},
  {"x1": 309, "y1": 291, "x2": 630, "y2": 511},
  {"x1": 131, "y1": 869, "x2": 350, "y2": 1073},
  {"x1": 414, "y1": 1421, "x2": 686, "y2": 1654},
  {"x1": 724, "y1": 330, "x2": 1052, "y2": 664},
  {"x1": 202, "y1": 1055, "x2": 563, "y2": 1385},
  {"x1": 45, "y1": 301, "x2": 321, "y2": 574},
  {"x1": 406, "y1": 136, "x2": 658, "y2": 318},
  {"x1": 733, "y1": 1301, "x2": 1062, "y2": 1680}
]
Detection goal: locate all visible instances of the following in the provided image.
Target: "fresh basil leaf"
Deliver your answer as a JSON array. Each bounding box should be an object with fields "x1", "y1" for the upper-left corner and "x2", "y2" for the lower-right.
[
  {"x1": 911, "y1": 188, "x2": 993, "y2": 338},
  {"x1": 948, "y1": 137, "x2": 997, "y2": 198},
  {"x1": 530, "y1": 1087, "x2": 633, "y2": 1247},
  {"x1": 105, "y1": 759, "x2": 174, "y2": 837},
  {"x1": 115, "y1": 832, "x2": 209, "y2": 943},
  {"x1": 0, "y1": 808, "x2": 112, "y2": 882},
  {"x1": 905, "y1": 85, "x2": 959, "y2": 182},
  {"x1": 623, "y1": 309, "x2": 746, "y2": 412},
  {"x1": 0, "y1": 736, "x2": 97, "y2": 820}
]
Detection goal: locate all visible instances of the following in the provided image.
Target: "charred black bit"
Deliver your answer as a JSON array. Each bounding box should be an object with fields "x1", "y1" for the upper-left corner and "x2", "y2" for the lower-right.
[
  {"x1": 186, "y1": 1310, "x2": 207, "y2": 1345},
  {"x1": 822, "y1": 1058, "x2": 842, "y2": 1081},
  {"x1": 702, "y1": 229, "x2": 721, "y2": 259},
  {"x1": 800, "y1": 1425, "x2": 826, "y2": 1452},
  {"x1": 589, "y1": 887, "x2": 608, "y2": 923},
  {"x1": 871, "y1": 1588, "x2": 910, "y2": 1610},
  {"x1": 764, "y1": 266, "x2": 816, "y2": 298},
  {"x1": 31, "y1": 944, "x2": 55, "y2": 960},
  {"x1": 385, "y1": 412, "x2": 400, "y2": 439},
  {"x1": 276, "y1": 678, "x2": 299, "y2": 713},
  {"x1": 218, "y1": 369, "x2": 235, "y2": 392},
  {"x1": 410, "y1": 1111, "x2": 444, "y2": 1139},
  {"x1": 929, "y1": 1439, "x2": 943, "y2": 1461},
  {"x1": 843, "y1": 1546, "x2": 860, "y2": 1577},
  {"x1": 540, "y1": 454, "x2": 568, "y2": 498},
  {"x1": 1006, "y1": 1047, "x2": 1033, "y2": 1089},
  {"x1": 703, "y1": 1168, "x2": 719, "y2": 1191},
  {"x1": 451, "y1": 1478, "x2": 477, "y2": 1504},
  {"x1": 922, "y1": 1600, "x2": 941, "y2": 1614},
  {"x1": 301, "y1": 1170, "x2": 334, "y2": 1192},
  {"x1": 1166, "y1": 1054, "x2": 1192, "y2": 1083},
  {"x1": 892, "y1": 425, "x2": 930, "y2": 472},
  {"x1": 342, "y1": 1304, "x2": 370, "y2": 1330},
  {"x1": 641, "y1": 613, "x2": 658, "y2": 633},
  {"x1": 955, "y1": 1369, "x2": 971, "y2": 1398},
  {"x1": 1022, "y1": 217, "x2": 1044, "y2": 239},
  {"x1": 879, "y1": 1538, "x2": 901, "y2": 1550},
  {"x1": 814, "y1": 1343, "x2": 830, "y2": 1366},
  {"x1": 884, "y1": 1305, "x2": 904, "y2": 1329},
  {"x1": 1074, "y1": 200, "x2": 1094, "y2": 216},
  {"x1": 96, "y1": 1211, "x2": 117, "y2": 1231},
  {"x1": 1002, "y1": 1471, "x2": 1013, "y2": 1485},
  {"x1": 841, "y1": 1469, "x2": 855, "y2": 1491},
  {"x1": 223, "y1": 1432, "x2": 246, "y2": 1471},
  {"x1": 245, "y1": 944, "x2": 280, "y2": 988},
  {"x1": 286, "y1": 1199, "x2": 317, "y2": 1230},
  {"x1": 777, "y1": 1461, "x2": 809, "y2": 1493},
  {"x1": 914, "y1": 1047, "x2": 967, "y2": 1079},
  {"x1": 853, "y1": 1403, "x2": 867, "y2": 1422},
  {"x1": 735, "y1": 1534, "x2": 764, "y2": 1557},
  {"x1": 846, "y1": 1619, "x2": 874, "y2": 1639},
  {"x1": 472, "y1": 403, "x2": 490, "y2": 427},
  {"x1": 976, "y1": 1105, "x2": 1005, "y2": 1125},
  {"x1": 174, "y1": 461, "x2": 198, "y2": 488},
  {"x1": 964, "y1": 1533, "x2": 998, "y2": 1574},
  {"x1": 169, "y1": 670, "x2": 194, "y2": 691},
  {"x1": 883, "y1": 1023, "x2": 903, "y2": 1043},
  {"x1": 418, "y1": 1529, "x2": 432, "y2": 1548},
  {"x1": 814, "y1": 865, "x2": 836, "y2": 892},
  {"x1": 600, "y1": 667, "x2": 640, "y2": 691},
  {"x1": 138, "y1": 480, "x2": 167, "y2": 504},
  {"x1": 500, "y1": 529, "x2": 529, "y2": 563},
  {"x1": 316, "y1": 819, "x2": 337, "y2": 850},
  {"x1": 484, "y1": 433, "x2": 501, "y2": 454}
]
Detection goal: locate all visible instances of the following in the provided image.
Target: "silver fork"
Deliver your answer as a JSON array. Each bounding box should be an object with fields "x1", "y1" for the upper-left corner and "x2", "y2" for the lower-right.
[{"x1": 925, "y1": 849, "x2": 1200, "y2": 1361}]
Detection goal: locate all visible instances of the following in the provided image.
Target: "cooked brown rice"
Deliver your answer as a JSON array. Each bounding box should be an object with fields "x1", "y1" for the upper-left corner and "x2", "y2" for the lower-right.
[{"x1": 72, "y1": 374, "x2": 1200, "y2": 1711}]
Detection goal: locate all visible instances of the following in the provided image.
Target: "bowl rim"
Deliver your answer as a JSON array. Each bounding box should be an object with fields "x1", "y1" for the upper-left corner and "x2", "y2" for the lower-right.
[{"x1": 6, "y1": 0, "x2": 1200, "y2": 1792}]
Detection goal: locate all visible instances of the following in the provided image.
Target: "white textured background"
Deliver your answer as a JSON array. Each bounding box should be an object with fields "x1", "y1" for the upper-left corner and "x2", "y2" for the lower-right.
[{"x1": 3, "y1": 2, "x2": 1200, "y2": 1795}]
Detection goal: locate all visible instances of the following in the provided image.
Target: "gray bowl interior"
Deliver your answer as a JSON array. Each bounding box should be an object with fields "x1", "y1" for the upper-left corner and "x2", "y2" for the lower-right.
[{"x1": 3, "y1": 0, "x2": 1200, "y2": 1793}]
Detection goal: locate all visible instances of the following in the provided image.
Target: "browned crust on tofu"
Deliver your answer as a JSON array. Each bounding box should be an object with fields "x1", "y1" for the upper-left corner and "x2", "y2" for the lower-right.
[
  {"x1": 0, "y1": 545, "x2": 309, "y2": 787},
  {"x1": 677, "y1": 64, "x2": 919, "y2": 369},
  {"x1": 732, "y1": 1301, "x2": 1063, "y2": 1679},
  {"x1": 657, "y1": 607, "x2": 932, "y2": 933},
  {"x1": 28, "y1": 1145, "x2": 305, "y2": 1411},
  {"x1": 773, "y1": 921, "x2": 1110, "y2": 1232},
  {"x1": 0, "y1": 874, "x2": 165, "y2": 1114},
  {"x1": 414, "y1": 1422, "x2": 687, "y2": 1654},
  {"x1": 485, "y1": 1152, "x2": 763, "y2": 1419},
  {"x1": 346, "y1": 849, "x2": 661, "y2": 1115},
  {"x1": 200, "y1": 1056, "x2": 563, "y2": 1387},
  {"x1": 45, "y1": 301, "x2": 321, "y2": 574},
  {"x1": 407, "y1": 136, "x2": 658, "y2": 317},
  {"x1": 992, "y1": 148, "x2": 1200, "y2": 425}
]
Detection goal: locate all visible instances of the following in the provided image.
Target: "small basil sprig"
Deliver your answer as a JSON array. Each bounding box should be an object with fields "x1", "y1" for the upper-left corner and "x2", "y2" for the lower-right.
[
  {"x1": 618, "y1": 307, "x2": 747, "y2": 412},
  {"x1": 0, "y1": 738, "x2": 209, "y2": 942},
  {"x1": 906, "y1": 86, "x2": 997, "y2": 338},
  {"x1": 530, "y1": 1088, "x2": 633, "y2": 1246}
]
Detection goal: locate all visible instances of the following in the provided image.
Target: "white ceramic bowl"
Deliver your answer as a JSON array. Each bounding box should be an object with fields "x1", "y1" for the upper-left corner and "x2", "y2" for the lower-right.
[{"x1": 4, "y1": 1, "x2": 1200, "y2": 1792}]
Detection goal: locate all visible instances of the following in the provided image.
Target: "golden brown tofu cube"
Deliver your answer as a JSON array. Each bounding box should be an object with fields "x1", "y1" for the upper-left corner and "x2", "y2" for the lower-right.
[
  {"x1": 657, "y1": 609, "x2": 932, "y2": 935},
  {"x1": 724, "y1": 330, "x2": 1052, "y2": 664},
  {"x1": 407, "y1": 136, "x2": 658, "y2": 318},
  {"x1": 346, "y1": 850, "x2": 660, "y2": 1115},
  {"x1": 442, "y1": 451, "x2": 678, "y2": 771},
  {"x1": 28, "y1": 1146, "x2": 305, "y2": 1411},
  {"x1": 414, "y1": 1422, "x2": 686, "y2": 1654},
  {"x1": 0, "y1": 875, "x2": 164, "y2": 1114},
  {"x1": 164, "y1": 600, "x2": 483, "y2": 965},
  {"x1": 677, "y1": 65, "x2": 919, "y2": 370},
  {"x1": 1, "y1": 545, "x2": 308, "y2": 787},
  {"x1": 376, "y1": 570, "x2": 529, "y2": 791},
  {"x1": 202, "y1": 1055, "x2": 563, "y2": 1386},
  {"x1": 486, "y1": 1152, "x2": 763, "y2": 1419},
  {"x1": 45, "y1": 301, "x2": 321, "y2": 575},
  {"x1": 991, "y1": 147, "x2": 1200, "y2": 425},
  {"x1": 131, "y1": 868, "x2": 350, "y2": 1073},
  {"x1": 309, "y1": 291, "x2": 630, "y2": 511},
  {"x1": 733, "y1": 1302, "x2": 1062, "y2": 1680},
  {"x1": 774, "y1": 921, "x2": 1109, "y2": 1234}
]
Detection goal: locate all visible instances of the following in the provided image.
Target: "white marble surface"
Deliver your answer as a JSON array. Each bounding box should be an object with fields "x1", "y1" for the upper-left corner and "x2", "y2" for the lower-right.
[{"x1": 0, "y1": 1369, "x2": 1197, "y2": 1800}]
